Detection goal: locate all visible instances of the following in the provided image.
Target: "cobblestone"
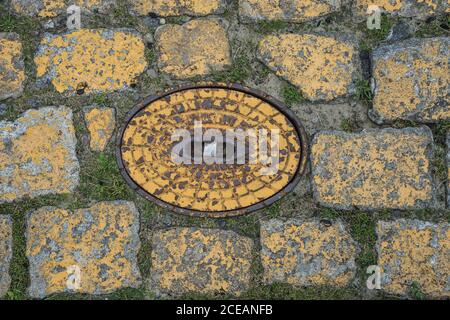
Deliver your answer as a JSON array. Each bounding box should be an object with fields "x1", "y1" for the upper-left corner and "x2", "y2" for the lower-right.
[
  {"x1": 258, "y1": 33, "x2": 360, "y2": 101},
  {"x1": 377, "y1": 219, "x2": 449, "y2": 297},
  {"x1": 151, "y1": 228, "x2": 253, "y2": 296},
  {"x1": 260, "y1": 219, "x2": 358, "y2": 287},
  {"x1": 311, "y1": 127, "x2": 435, "y2": 210},
  {"x1": 26, "y1": 201, "x2": 141, "y2": 298},
  {"x1": 0, "y1": 107, "x2": 79, "y2": 203},
  {"x1": 0, "y1": 33, "x2": 25, "y2": 101},
  {"x1": 371, "y1": 37, "x2": 449, "y2": 123}
]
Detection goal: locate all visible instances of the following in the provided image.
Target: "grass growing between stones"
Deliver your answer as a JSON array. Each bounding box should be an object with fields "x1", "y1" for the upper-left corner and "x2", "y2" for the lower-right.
[
  {"x1": 415, "y1": 15, "x2": 450, "y2": 38},
  {"x1": 255, "y1": 20, "x2": 289, "y2": 34},
  {"x1": 281, "y1": 83, "x2": 304, "y2": 107},
  {"x1": 355, "y1": 79, "x2": 373, "y2": 103},
  {"x1": 360, "y1": 14, "x2": 394, "y2": 49},
  {"x1": 340, "y1": 117, "x2": 360, "y2": 133},
  {"x1": 79, "y1": 153, "x2": 133, "y2": 201},
  {"x1": 318, "y1": 208, "x2": 384, "y2": 293},
  {"x1": 211, "y1": 56, "x2": 252, "y2": 84}
]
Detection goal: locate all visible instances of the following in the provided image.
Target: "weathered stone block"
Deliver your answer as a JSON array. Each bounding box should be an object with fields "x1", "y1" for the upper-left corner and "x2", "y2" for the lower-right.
[
  {"x1": 128, "y1": 0, "x2": 226, "y2": 16},
  {"x1": 377, "y1": 219, "x2": 449, "y2": 298},
  {"x1": 258, "y1": 33, "x2": 360, "y2": 101},
  {"x1": 353, "y1": 0, "x2": 449, "y2": 21},
  {"x1": 0, "y1": 106, "x2": 79, "y2": 203},
  {"x1": 371, "y1": 37, "x2": 449, "y2": 123},
  {"x1": 311, "y1": 127, "x2": 435, "y2": 210},
  {"x1": 260, "y1": 219, "x2": 358, "y2": 287},
  {"x1": 155, "y1": 19, "x2": 231, "y2": 79},
  {"x1": 34, "y1": 29, "x2": 147, "y2": 95},
  {"x1": 151, "y1": 228, "x2": 253, "y2": 296},
  {"x1": 10, "y1": 0, "x2": 116, "y2": 17},
  {"x1": 0, "y1": 33, "x2": 25, "y2": 101},
  {"x1": 26, "y1": 201, "x2": 141, "y2": 298},
  {"x1": 239, "y1": 0, "x2": 340, "y2": 23},
  {"x1": 83, "y1": 106, "x2": 116, "y2": 152}
]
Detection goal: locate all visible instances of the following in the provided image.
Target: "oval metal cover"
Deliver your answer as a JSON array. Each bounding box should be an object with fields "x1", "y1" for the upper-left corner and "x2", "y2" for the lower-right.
[{"x1": 117, "y1": 84, "x2": 308, "y2": 217}]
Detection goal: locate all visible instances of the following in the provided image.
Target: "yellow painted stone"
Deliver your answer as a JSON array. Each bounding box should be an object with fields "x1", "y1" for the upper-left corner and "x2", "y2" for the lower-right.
[
  {"x1": 151, "y1": 228, "x2": 253, "y2": 296},
  {"x1": 260, "y1": 219, "x2": 358, "y2": 287},
  {"x1": 11, "y1": 0, "x2": 115, "y2": 17},
  {"x1": 27, "y1": 201, "x2": 141, "y2": 298},
  {"x1": 0, "y1": 107, "x2": 79, "y2": 203},
  {"x1": 35, "y1": 29, "x2": 147, "y2": 95},
  {"x1": 258, "y1": 34, "x2": 358, "y2": 101},
  {"x1": 377, "y1": 219, "x2": 449, "y2": 297},
  {"x1": 311, "y1": 128, "x2": 435, "y2": 210},
  {"x1": 0, "y1": 215, "x2": 12, "y2": 298},
  {"x1": 0, "y1": 33, "x2": 25, "y2": 101},
  {"x1": 120, "y1": 87, "x2": 302, "y2": 214},
  {"x1": 372, "y1": 37, "x2": 449, "y2": 123},
  {"x1": 84, "y1": 106, "x2": 116, "y2": 151},
  {"x1": 239, "y1": 0, "x2": 337, "y2": 23},
  {"x1": 354, "y1": 0, "x2": 447, "y2": 19},
  {"x1": 155, "y1": 19, "x2": 231, "y2": 79},
  {"x1": 128, "y1": 0, "x2": 226, "y2": 16}
]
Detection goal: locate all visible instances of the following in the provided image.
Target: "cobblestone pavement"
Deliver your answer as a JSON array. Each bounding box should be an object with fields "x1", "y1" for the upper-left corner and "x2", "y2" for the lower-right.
[{"x1": 0, "y1": 0, "x2": 448, "y2": 300}]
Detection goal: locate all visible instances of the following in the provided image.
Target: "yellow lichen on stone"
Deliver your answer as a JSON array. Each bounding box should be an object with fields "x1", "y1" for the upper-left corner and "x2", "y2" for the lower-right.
[
  {"x1": 239, "y1": 0, "x2": 336, "y2": 23},
  {"x1": 260, "y1": 219, "x2": 358, "y2": 287},
  {"x1": 0, "y1": 33, "x2": 25, "y2": 101},
  {"x1": 311, "y1": 128, "x2": 435, "y2": 210},
  {"x1": 353, "y1": 0, "x2": 446, "y2": 19},
  {"x1": 0, "y1": 107, "x2": 79, "y2": 203},
  {"x1": 26, "y1": 201, "x2": 141, "y2": 298},
  {"x1": 155, "y1": 19, "x2": 231, "y2": 79},
  {"x1": 0, "y1": 216, "x2": 12, "y2": 298},
  {"x1": 258, "y1": 34, "x2": 358, "y2": 101},
  {"x1": 151, "y1": 228, "x2": 253, "y2": 296},
  {"x1": 11, "y1": 0, "x2": 114, "y2": 16},
  {"x1": 84, "y1": 106, "x2": 116, "y2": 151},
  {"x1": 377, "y1": 220, "x2": 449, "y2": 297},
  {"x1": 120, "y1": 87, "x2": 302, "y2": 214},
  {"x1": 34, "y1": 29, "x2": 147, "y2": 95},
  {"x1": 128, "y1": 0, "x2": 225, "y2": 16},
  {"x1": 372, "y1": 38, "x2": 449, "y2": 123}
]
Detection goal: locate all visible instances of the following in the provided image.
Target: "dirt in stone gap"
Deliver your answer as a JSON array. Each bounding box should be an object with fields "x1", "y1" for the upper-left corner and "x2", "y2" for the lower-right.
[{"x1": 0, "y1": 0, "x2": 449, "y2": 300}]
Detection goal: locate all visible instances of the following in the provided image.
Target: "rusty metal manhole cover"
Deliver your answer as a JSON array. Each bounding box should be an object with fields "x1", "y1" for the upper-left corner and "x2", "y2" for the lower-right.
[{"x1": 116, "y1": 84, "x2": 308, "y2": 217}]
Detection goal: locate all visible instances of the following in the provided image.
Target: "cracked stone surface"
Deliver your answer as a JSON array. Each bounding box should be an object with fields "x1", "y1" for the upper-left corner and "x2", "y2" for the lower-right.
[
  {"x1": 0, "y1": 215, "x2": 12, "y2": 298},
  {"x1": 128, "y1": 0, "x2": 226, "y2": 16},
  {"x1": 26, "y1": 201, "x2": 141, "y2": 298},
  {"x1": 83, "y1": 106, "x2": 116, "y2": 152},
  {"x1": 260, "y1": 219, "x2": 358, "y2": 287},
  {"x1": 0, "y1": 106, "x2": 80, "y2": 203},
  {"x1": 34, "y1": 29, "x2": 147, "y2": 95},
  {"x1": 311, "y1": 127, "x2": 435, "y2": 210},
  {"x1": 0, "y1": 32, "x2": 25, "y2": 101},
  {"x1": 151, "y1": 228, "x2": 253, "y2": 296},
  {"x1": 239, "y1": 0, "x2": 342, "y2": 23},
  {"x1": 353, "y1": 0, "x2": 449, "y2": 21},
  {"x1": 155, "y1": 18, "x2": 231, "y2": 79},
  {"x1": 258, "y1": 33, "x2": 360, "y2": 101},
  {"x1": 377, "y1": 219, "x2": 449, "y2": 298},
  {"x1": 371, "y1": 37, "x2": 449, "y2": 123},
  {"x1": 10, "y1": 0, "x2": 117, "y2": 17}
]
